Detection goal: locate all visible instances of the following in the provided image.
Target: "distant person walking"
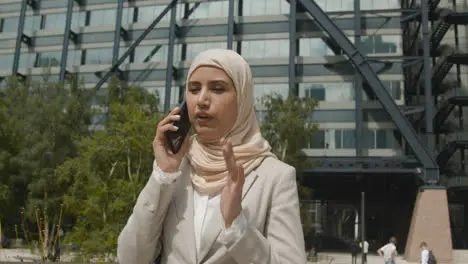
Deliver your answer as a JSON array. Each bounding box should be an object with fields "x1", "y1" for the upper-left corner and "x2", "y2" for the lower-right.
[
  {"x1": 378, "y1": 236, "x2": 397, "y2": 264},
  {"x1": 351, "y1": 240, "x2": 359, "y2": 264},
  {"x1": 420, "y1": 241, "x2": 437, "y2": 264},
  {"x1": 360, "y1": 240, "x2": 369, "y2": 264}
]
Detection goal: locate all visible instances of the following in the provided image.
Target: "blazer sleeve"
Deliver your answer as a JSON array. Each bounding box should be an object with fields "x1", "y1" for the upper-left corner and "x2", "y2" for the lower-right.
[
  {"x1": 117, "y1": 164, "x2": 179, "y2": 264},
  {"x1": 226, "y1": 166, "x2": 307, "y2": 264}
]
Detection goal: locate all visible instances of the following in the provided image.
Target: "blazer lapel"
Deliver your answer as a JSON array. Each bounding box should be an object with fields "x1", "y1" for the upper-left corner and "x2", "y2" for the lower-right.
[
  {"x1": 174, "y1": 165, "x2": 197, "y2": 262},
  {"x1": 197, "y1": 170, "x2": 259, "y2": 263}
]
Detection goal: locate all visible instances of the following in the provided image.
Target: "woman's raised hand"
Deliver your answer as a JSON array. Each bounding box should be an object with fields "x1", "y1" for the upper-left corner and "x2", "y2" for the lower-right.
[
  {"x1": 220, "y1": 138, "x2": 245, "y2": 228},
  {"x1": 153, "y1": 107, "x2": 190, "y2": 172}
]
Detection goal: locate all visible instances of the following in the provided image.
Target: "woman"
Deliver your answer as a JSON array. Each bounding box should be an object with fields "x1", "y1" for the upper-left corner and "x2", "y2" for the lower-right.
[{"x1": 117, "y1": 49, "x2": 306, "y2": 264}]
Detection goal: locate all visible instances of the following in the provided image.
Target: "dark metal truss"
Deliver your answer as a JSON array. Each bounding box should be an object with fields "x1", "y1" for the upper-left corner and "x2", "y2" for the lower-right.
[
  {"x1": 413, "y1": 96, "x2": 468, "y2": 133},
  {"x1": 59, "y1": 0, "x2": 80, "y2": 82},
  {"x1": 94, "y1": 0, "x2": 179, "y2": 92},
  {"x1": 437, "y1": 141, "x2": 468, "y2": 170},
  {"x1": 12, "y1": 0, "x2": 38, "y2": 77},
  {"x1": 296, "y1": 0, "x2": 439, "y2": 183},
  {"x1": 305, "y1": 157, "x2": 421, "y2": 174}
]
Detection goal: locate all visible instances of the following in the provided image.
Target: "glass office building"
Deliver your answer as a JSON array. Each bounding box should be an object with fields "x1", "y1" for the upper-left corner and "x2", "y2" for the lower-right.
[
  {"x1": 1, "y1": 0, "x2": 467, "y2": 251},
  {"x1": 0, "y1": 0, "x2": 410, "y2": 153}
]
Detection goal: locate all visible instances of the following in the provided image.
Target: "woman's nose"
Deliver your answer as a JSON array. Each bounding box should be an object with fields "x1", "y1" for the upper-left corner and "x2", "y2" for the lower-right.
[{"x1": 196, "y1": 89, "x2": 210, "y2": 108}]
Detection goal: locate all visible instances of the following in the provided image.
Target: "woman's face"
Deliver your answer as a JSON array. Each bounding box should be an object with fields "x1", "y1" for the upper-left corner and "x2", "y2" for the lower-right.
[{"x1": 186, "y1": 66, "x2": 238, "y2": 143}]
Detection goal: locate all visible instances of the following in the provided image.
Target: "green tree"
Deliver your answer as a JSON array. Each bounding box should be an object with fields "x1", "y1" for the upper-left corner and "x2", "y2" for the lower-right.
[
  {"x1": 0, "y1": 76, "x2": 91, "y2": 253},
  {"x1": 260, "y1": 94, "x2": 318, "y2": 235},
  {"x1": 56, "y1": 80, "x2": 160, "y2": 260}
]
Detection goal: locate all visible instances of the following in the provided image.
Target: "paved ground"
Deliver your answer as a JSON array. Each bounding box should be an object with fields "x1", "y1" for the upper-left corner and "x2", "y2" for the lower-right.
[
  {"x1": 308, "y1": 252, "x2": 414, "y2": 264},
  {"x1": 309, "y1": 250, "x2": 468, "y2": 264},
  {"x1": 2, "y1": 249, "x2": 466, "y2": 263}
]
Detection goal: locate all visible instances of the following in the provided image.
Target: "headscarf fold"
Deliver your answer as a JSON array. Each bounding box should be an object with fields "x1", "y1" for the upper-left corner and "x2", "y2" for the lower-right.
[{"x1": 186, "y1": 49, "x2": 276, "y2": 195}]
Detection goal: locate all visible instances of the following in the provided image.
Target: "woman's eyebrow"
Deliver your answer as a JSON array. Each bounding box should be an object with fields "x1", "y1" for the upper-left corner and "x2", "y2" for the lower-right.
[{"x1": 209, "y1": 79, "x2": 229, "y2": 85}]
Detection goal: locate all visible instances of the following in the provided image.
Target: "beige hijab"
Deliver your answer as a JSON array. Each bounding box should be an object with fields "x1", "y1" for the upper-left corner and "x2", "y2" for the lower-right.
[{"x1": 186, "y1": 49, "x2": 276, "y2": 195}]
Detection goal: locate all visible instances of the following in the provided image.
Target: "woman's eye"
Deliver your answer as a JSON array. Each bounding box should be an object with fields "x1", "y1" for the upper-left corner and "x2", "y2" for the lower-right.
[
  {"x1": 188, "y1": 87, "x2": 200, "y2": 93},
  {"x1": 212, "y1": 86, "x2": 225, "y2": 93}
]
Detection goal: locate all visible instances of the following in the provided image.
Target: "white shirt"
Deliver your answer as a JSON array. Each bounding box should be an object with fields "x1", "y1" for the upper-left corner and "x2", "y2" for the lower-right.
[
  {"x1": 154, "y1": 162, "x2": 247, "y2": 257},
  {"x1": 421, "y1": 249, "x2": 429, "y2": 264},
  {"x1": 360, "y1": 241, "x2": 369, "y2": 253},
  {"x1": 379, "y1": 243, "x2": 397, "y2": 261}
]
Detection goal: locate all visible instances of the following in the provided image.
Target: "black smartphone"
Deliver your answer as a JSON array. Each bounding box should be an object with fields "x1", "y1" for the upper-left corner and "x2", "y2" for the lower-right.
[{"x1": 164, "y1": 102, "x2": 191, "y2": 154}]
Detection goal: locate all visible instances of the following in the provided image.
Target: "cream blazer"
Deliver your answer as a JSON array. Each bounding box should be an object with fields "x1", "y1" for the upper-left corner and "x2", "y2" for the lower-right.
[{"x1": 117, "y1": 157, "x2": 307, "y2": 264}]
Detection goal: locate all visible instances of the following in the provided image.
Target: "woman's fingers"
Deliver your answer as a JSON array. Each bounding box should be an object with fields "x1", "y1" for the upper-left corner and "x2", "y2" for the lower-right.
[
  {"x1": 236, "y1": 165, "x2": 245, "y2": 187},
  {"x1": 222, "y1": 139, "x2": 239, "y2": 182},
  {"x1": 155, "y1": 108, "x2": 181, "y2": 138}
]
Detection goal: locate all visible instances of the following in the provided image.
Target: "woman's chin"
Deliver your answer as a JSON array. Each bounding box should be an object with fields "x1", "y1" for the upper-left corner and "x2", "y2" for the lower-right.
[{"x1": 194, "y1": 130, "x2": 222, "y2": 144}]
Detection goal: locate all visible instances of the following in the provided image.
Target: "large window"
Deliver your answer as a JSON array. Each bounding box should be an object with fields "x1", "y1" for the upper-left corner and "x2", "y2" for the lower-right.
[
  {"x1": 19, "y1": 53, "x2": 36, "y2": 69},
  {"x1": 308, "y1": 129, "x2": 400, "y2": 149},
  {"x1": 185, "y1": 42, "x2": 230, "y2": 60},
  {"x1": 190, "y1": 1, "x2": 231, "y2": 19},
  {"x1": 361, "y1": 0, "x2": 400, "y2": 10},
  {"x1": 253, "y1": 83, "x2": 289, "y2": 108},
  {"x1": 1, "y1": 17, "x2": 19, "y2": 33},
  {"x1": 315, "y1": 0, "x2": 355, "y2": 12},
  {"x1": 309, "y1": 110, "x2": 393, "y2": 122},
  {"x1": 299, "y1": 82, "x2": 353, "y2": 102},
  {"x1": 241, "y1": 0, "x2": 400, "y2": 14},
  {"x1": 136, "y1": 5, "x2": 176, "y2": 24},
  {"x1": 300, "y1": 38, "x2": 338, "y2": 57},
  {"x1": 242, "y1": 0, "x2": 289, "y2": 16},
  {"x1": 299, "y1": 81, "x2": 402, "y2": 102},
  {"x1": 360, "y1": 35, "x2": 401, "y2": 54},
  {"x1": 122, "y1": 7, "x2": 136, "y2": 24},
  {"x1": 0, "y1": 3, "x2": 22, "y2": 14},
  {"x1": 300, "y1": 35, "x2": 402, "y2": 56},
  {"x1": 84, "y1": 48, "x2": 113, "y2": 65},
  {"x1": 24, "y1": 16, "x2": 41, "y2": 32},
  {"x1": 0, "y1": 54, "x2": 13, "y2": 70},
  {"x1": 36, "y1": 51, "x2": 62, "y2": 67},
  {"x1": 43, "y1": 12, "x2": 87, "y2": 30},
  {"x1": 90, "y1": 9, "x2": 116, "y2": 26},
  {"x1": 134, "y1": 45, "x2": 181, "y2": 63},
  {"x1": 242, "y1": 39, "x2": 289, "y2": 58},
  {"x1": 44, "y1": 13, "x2": 67, "y2": 30}
]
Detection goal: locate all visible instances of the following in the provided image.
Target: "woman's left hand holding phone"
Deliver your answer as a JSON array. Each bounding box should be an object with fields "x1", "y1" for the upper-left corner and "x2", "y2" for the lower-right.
[{"x1": 153, "y1": 107, "x2": 190, "y2": 173}]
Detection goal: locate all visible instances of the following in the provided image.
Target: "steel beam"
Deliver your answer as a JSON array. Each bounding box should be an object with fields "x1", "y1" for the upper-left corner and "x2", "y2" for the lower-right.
[
  {"x1": 185, "y1": 3, "x2": 201, "y2": 18},
  {"x1": 59, "y1": 0, "x2": 75, "y2": 82},
  {"x1": 227, "y1": 0, "x2": 235, "y2": 50},
  {"x1": 12, "y1": 0, "x2": 29, "y2": 76},
  {"x1": 297, "y1": 0, "x2": 439, "y2": 183},
  {"x1": 164, "y1": 5, "x2": 178, "y2": 113},
  {"x1": 94, "y1": 0, "x2": 178, "y2": 91},
  {"x1": 304, "y1": 156, "x2": 421, "y2": 174},
  {"x1": 421, "y1": 0, "x2": 435, "y2": 153},
  {"x1": 288, "y1": 0, "x2": 297, "y2": 95},
  {"x1": 177, "y1": 2, "x2": 202, "y2": 105},
  {"x1": 354, "y1": 0, "x2": 363, "y2": 157},
  {"x1": 113, "y1": 0, "x2": 125, "y2": 66},
  {"x1": 236, "y1": 0, "x2": 243, "y2": 54}
]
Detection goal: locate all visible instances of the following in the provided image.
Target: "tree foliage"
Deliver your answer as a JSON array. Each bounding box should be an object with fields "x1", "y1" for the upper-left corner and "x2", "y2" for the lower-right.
[
  {"x1": 55, "y1": 80, "x2": 160, "y2": 260},
  {"x1": 0, "y1": 76, "x2": 91, "y2": 251},
  {"x1": 260, "y1": 94, "x2": 318, "y2": 235}
]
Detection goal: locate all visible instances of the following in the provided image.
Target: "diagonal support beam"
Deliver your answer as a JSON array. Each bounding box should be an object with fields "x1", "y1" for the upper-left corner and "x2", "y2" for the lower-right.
[
  {"x1": 59, "y1": 0, "x2": 75, "y2": 82},
  {"x1": 227, "y1": 0, "x2": 235, "y2": 49},
  {"x1": 12, "y1": 0, "x2": 29, "y2": 76},
  {"x1": 94, "y1": 0, "x2": 178, "y2": 91},
  {"x1": 112, "y1": 0, "x2": 125, "y2": 66},
  {"x1": 164, "y1": 4, "x2": 178, "y2": 113},
  {"x1": 297, "y1": 0, "x2": 439, "y2": 183}
]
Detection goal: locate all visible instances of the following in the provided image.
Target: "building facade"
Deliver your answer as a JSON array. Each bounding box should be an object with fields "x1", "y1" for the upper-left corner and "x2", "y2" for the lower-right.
[{"x1": 0, "y1": 0, "x2": 467, "y2": 261}]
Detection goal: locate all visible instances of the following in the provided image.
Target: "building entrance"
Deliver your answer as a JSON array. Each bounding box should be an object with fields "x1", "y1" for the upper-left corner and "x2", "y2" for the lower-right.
[{"x1": 302, "y1": 172, "x2": 419, "y2": 254}]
